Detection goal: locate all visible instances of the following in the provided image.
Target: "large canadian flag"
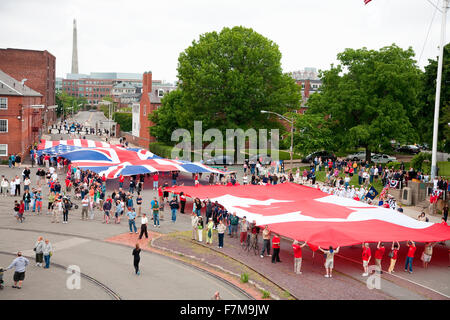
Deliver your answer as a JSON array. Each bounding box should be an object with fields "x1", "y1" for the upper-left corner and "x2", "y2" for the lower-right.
[{"x1": 166, "y1": 183, "x2": 450, "y2": 248}]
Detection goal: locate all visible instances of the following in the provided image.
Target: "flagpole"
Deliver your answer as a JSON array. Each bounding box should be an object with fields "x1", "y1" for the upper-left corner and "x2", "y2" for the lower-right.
[{"x1": 431, "y1": 0, "x2": 449, "y2": 181}]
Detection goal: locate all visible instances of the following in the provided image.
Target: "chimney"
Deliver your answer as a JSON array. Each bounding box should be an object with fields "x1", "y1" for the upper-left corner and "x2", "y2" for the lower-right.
[{"x1": 142, "y1": 71, "x2": 152, "y2": 94}]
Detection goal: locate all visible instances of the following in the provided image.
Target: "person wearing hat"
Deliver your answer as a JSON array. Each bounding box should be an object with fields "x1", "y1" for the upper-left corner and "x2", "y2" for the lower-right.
[
  {"x1": 5, "y1": 251, "x2": 29, "y2": 289},
  {"x1": 169, "y1": 195, "x2": 179, "y2": 223}
]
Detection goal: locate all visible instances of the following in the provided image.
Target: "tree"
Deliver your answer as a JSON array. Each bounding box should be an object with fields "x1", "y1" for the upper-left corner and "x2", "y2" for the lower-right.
[
  {"x1": 300, "y1": 44, "x2": 423, "y2": 161},
  {"x1": 55, "y1": 92, "x2": 87, "y2": 118},
  {"x1": 416, "y1": 42, "x2": 450, "y2": 152},
  {"x1": 175, "y1": 26, "x2": 301, "y2": 134},
  {"x1": 149, "y1": 89, "x2": 184, "y2": 144}
]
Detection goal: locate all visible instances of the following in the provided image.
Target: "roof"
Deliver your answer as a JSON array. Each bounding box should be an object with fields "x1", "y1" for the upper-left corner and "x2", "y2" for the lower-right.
[
  {"x1": 148, "y1": 84, "x2": 177, "y2": 104},
  {"x1": 113, "y1": 82, "x2": 137, "y2": 89},
  {"x1": 0, "y1": 69, "x2": 42, "y2": 97}
]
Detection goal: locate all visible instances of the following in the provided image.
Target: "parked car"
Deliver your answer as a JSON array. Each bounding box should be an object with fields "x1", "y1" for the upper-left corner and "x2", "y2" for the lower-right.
[
  {"x1": 346, "y1": 151, "x2": 375, "y2": 161},
  {"x1": 396, "y1": 145, "x2": 420, "y2": 154},
  {"x1": 204, "y1": 155, "x2": 234, "y2": 166},
  {"x1": 302, "y1": 151, "x2": 337, "y2": 163},
  {"x1": 372, "y1": 154, "x2": 397, "y2": 163},
  {"x1": 248, "y1": 154, "x2": 272, "y2": 165}
]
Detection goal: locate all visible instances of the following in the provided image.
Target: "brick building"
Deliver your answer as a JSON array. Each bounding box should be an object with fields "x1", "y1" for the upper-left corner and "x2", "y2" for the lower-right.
[
  {"x1": 0, "y1": 70, "x2": 43, "y2": 159},
  {"x1": 128, "y1": 72, "x2": 176, "y2": 148},
  {"x1": 0, "y1": 48, "x2": 57, "y2": 125},
  {"x1": 291, "y1": 67, "x2": 322, "y2": 114}
]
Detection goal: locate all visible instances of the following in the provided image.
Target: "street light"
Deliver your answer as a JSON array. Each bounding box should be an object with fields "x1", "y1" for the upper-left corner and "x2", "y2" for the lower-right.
[{"x1": 261, "y1": 110, "x2": 295, "y2": 171}]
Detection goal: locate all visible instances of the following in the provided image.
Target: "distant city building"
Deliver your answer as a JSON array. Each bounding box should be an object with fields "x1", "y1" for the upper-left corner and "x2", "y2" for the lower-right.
[
  {"x1": 61, "y1": 72, "x2": 143, "y2": 106},
  {"x1": 290, "y1": 67, "x2": 322, "y2": 114},
  {"x1": 0, "y1": 69, "x2": 43, "y2": 158},
  {"x1": 56, "y1": 77, "x2": 63, "y2": 92},
  {"x1": 0, "y1": 48, "x2": 57, "y2": 124}
]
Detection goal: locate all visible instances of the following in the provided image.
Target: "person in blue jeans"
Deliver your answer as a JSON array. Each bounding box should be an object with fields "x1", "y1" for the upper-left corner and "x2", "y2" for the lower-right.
[
  {"x1": 169, "y1": 195, "x2": 179, "y2": 223},
  {"x1": 43, "y1": 239, "x2": 52, "y2": 269},
  {"x1": 404, "y1": 240, "x2": 416, "y2": 273},
  {"x1": 151, "y1": 197, "x2": 160, "y2": 227},
  {"x1": 127, "y1": 208, "x2": 137, "y2": 234}
]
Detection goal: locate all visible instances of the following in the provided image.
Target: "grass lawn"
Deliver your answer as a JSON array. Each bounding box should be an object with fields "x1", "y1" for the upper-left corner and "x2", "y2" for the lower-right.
[{"x1": 438, "y1": 161, "x2": 450, "y2": 177}]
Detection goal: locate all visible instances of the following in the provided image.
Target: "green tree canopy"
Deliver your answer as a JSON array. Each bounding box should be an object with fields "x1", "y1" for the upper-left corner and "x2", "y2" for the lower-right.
[
  {"x1": 152, "y1": 26, "x2": 300, "y2": 139},
  {"x1": 297, "y1": 44, "x2": 423, "y2": 161},
  {"x1": 55, "y1": 92, "x2": 87, "y2": 117},
  {"x1": 416, "y1": 42, "x2": 450, "y2": 152}
]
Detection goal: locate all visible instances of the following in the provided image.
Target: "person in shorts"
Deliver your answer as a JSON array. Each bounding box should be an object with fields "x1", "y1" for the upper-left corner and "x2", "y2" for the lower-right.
[
  {"x1": 319, "y1": 246, "x2": 340, "y2": 278},
  {"x1": 421, "y1": 242, "x2": 436, "y2": 269},
  {"x1": 5, "y1": 251, "x2": 29, "y2": 289}
]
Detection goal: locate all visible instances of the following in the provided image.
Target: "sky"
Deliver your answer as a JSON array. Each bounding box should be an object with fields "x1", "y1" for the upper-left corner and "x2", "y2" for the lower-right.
[{"x1": 0, "y1": 0, "x2": 448, "y2": 83}]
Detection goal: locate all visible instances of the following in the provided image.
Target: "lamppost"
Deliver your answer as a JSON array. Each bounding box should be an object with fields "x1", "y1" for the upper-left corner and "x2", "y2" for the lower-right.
[{"x1": 261, "y1": 110, "x2": 295, "y2": 171}]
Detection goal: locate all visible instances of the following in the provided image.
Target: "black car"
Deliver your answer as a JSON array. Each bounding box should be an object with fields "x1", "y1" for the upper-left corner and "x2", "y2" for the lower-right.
[
  {"x1": 302, "y1": 151, "x2": 337, "y2": 163},
  {"x1": 396, "y1": 145, "x2": 420, "y2": 154}
]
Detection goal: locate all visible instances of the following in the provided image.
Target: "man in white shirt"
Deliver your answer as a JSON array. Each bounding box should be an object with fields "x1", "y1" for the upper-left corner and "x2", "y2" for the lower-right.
[{"x1": 138, "y1": 213, "x2": 149, "y2": 239}]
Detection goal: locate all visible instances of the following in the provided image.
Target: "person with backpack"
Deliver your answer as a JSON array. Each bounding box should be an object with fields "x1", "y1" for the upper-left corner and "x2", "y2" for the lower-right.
[
  {"x1": 319, "y1": 246, "x2": 340, "y2": 278},
  {"x1": 169, "y1": 195, "x2": 179, "y2": 223},
  {"x1": 151, "y1": 197, "x2": 160, "y2": 228}
]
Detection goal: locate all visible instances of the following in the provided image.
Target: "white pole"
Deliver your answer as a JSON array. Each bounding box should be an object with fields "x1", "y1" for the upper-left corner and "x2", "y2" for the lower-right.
[{"x1": 431, "y1": 0, "x2": 448, "y2": 181}]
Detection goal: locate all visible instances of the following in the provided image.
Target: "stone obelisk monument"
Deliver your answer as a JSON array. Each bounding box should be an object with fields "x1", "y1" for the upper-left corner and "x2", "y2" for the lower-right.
[{"x1": 71, "y1": 19, "x2": 79, "y2": 74}]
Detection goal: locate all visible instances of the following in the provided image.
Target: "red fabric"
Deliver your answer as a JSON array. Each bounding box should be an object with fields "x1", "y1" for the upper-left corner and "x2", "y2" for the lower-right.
[
  {"x1": 292, "y1": 244, "x2": 302, "y2": 258},
  {"x1": 272, "y1": 236, "x2": 280, "y2": 249},
  {"x1": 153, "y1": 174, "x2": 159, "y2": 181},
  {"x1": 362, "y1": 247, "x2": 371, "y2": 261},
  {"x1": 375, "y1": 247, "x2": 385, "y2": 260},
  {"x1": 407, "y1": 245, "x2": 417, "y2": 258},
  {"x1": 119, "y1": 175, "x2": 124, "y2": 183},
  {"x1": 165, "y1": 183, "x2": 450, "y2": 247},
  {"x1": 364, "y1": 0, "x2": 372, "y2": 4},
  {"x1": 19, "y1": 203, "x2": 24, "y2": 214},
  {"x1": 158, "y1": 187, "x2": 163, "y2": 197}
]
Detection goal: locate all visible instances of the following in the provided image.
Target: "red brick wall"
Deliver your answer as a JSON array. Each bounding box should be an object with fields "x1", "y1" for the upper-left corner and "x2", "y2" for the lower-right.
[
  {"x1": 0, "y1": 49, "x2": 56, "y2": 106},
  {"x1": 0, "y1": 95, "x2": 43, "y2": 158}
]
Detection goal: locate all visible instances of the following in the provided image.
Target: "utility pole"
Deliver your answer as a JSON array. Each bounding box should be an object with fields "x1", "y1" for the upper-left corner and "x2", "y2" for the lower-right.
[{"x1": 431, "y1": 0, "x2": 448, "y2": 181}]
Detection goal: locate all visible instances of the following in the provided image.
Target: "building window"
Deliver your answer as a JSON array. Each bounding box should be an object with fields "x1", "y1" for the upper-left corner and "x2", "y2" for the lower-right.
[
  {"x1": 0, "y1": 119, "x2": 8, "y2": 132},
  {"x1": 0, "y1": 144, "x2": 7, "y2": 156},
  {"x1": 0, "y1": 98, "x2": 7, "y2": 109}
]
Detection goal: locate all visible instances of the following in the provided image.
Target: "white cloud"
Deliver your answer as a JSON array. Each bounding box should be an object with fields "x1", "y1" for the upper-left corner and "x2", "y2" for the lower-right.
[{"x1": 0, "y1": 0, "x2": 447, "y2": 82}]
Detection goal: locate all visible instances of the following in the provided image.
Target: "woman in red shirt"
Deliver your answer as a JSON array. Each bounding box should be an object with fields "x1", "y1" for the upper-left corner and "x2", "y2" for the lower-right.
[
  {"x1": 388, "y1": 241, "x2": 400, "y2": 274},
  {"x1": 271, "y1": 234, "x2": 281, "y2": 263},
  {"x1": 18, "y1": 200, "x2": 25, "y2": 223}
]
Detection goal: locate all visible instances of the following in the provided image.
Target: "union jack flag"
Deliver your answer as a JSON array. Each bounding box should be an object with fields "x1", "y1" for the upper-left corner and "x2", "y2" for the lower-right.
[{"x1": 41, "y1": 140, "x2": 229, "y2": 179}]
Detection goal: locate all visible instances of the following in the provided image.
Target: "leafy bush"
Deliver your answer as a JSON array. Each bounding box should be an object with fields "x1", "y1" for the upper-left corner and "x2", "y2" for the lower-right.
[
  {"x1": 149, "y1": 142, "x2": 174, "y2": 159},
  {"x1": 410, "y1": 152, "x2": 432, "y2": 173},
  {"x1": 240, "y1": 273, "x2": 249, "y2": 283}
]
